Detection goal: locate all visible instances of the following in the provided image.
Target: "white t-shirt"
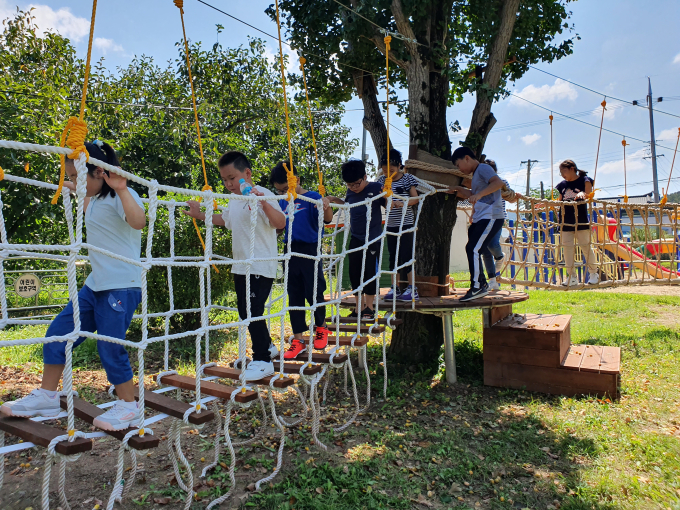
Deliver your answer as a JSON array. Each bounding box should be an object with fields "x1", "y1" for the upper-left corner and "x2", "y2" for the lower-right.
[
  {"x1": 84, "y1": 188, "x2": 144, "y2": 291},
  {"x1": 221, "y1": 186, "x2": 282, "y2": 279}
]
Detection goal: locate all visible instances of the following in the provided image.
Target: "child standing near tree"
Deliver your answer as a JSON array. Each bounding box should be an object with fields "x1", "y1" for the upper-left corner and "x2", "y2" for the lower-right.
[
  {"x1": 1, "y1": 141, "x2": 147, "y2": 431},
  {"x1": 268, "y1": 162, "x2": 334, "y2": 359},
  {"x1": 183, "y1": 151, "x2": 286, "y2": 380}
]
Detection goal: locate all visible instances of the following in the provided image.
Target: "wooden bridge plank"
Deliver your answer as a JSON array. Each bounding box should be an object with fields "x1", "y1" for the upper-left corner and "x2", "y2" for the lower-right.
[
  {"x1": 0, "y1": 417, "x2": 92, "y2": 455},
  {"x1": 326, "y1": 316, "x2": 403, "y2": 326},
  {"x1": 289, "y1": 352, "x2": 348, "y2": 364},
  {"x1": 202, "y1": 365, "x2": 294, "y2": 388},
  {"x1": 271, "y1": 361, "x2": 323, "y2": 376},
  {"x1": 113, "y1": 388, "x2": 214, "y2": 425},
  {"x1": 158, "y1": 375, "x2": 257, "y2": 403},
  {"x1": 301, "y1": 335, "x2": 369, "y2": 347}
]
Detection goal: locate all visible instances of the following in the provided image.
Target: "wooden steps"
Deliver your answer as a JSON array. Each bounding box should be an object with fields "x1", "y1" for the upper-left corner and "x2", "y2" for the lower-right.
[
  {"x1": 114, "y1": 387, "x2": 214, "y2": 425},
  {"x1": 288, "y1": 351, "x2": 348, "y2": 364},
  {"x1": 158, "y1": 374, "x2": 258, "y2": 404},
  {"x1": 301, "y1": 335, "x2": 370, "y2": 347},
  {"x1": 483, "y1": 313, "x2": 620, "y2": 399},
  {"x1": 326, "y1": 316, "x2": 403, "y2": 326},
  {"x1": 59, "y1": 396, "x2": 159, "y2": 450},
  {"x1": 229, "y1": 360, "x2": 323, "y2": 376},
  {"x1": 326, "y1": 324, "x2": 385, "y2": 334},
  {"x1": 0, "y1": 417, "x2": 92, "y2": 455},
  {"x1": 202, "y1": 365, "x2": 295, "y2": 388}
]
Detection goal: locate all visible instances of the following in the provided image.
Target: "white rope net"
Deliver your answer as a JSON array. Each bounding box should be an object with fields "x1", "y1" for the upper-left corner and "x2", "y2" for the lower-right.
[{"x1": 0, "y1": 139, "x2": 435, "y2": 507}]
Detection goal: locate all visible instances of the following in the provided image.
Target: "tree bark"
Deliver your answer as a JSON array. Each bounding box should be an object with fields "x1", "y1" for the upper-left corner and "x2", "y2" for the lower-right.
[{"x1": 466, "y1": 0, "x2": 521, "y2": 156}]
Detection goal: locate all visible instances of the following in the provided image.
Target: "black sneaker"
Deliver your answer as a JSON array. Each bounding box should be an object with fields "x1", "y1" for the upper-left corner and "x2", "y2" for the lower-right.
[
  {"x1": 459, "y1": 284, "x2": 489, "y2": 302},
  {"x1": 360, "y1": 307, "x2": 374, "y2": 320},
  {"x1": 347, "y1": 309, "x2": 358, "y2": 318}
]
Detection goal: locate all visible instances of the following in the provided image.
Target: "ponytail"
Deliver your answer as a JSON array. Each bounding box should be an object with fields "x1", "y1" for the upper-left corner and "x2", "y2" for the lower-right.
[
  {"x1": 560, "y1": 159, "x2": 589, "y2": 179},
  {"x1": 84, "y1": 140, "x2": 121, "y2": 198}
]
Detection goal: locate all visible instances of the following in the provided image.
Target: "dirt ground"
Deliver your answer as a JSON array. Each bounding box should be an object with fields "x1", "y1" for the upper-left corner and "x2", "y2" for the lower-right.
[{"x1": 592, "y1": 284, "x2": 680, "y2": 296}]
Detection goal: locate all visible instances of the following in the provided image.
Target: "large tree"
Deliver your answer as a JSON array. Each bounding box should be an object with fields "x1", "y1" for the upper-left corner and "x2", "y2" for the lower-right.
[{"x1": 272, "y1": 0, "x2": 577, "y2": 363}]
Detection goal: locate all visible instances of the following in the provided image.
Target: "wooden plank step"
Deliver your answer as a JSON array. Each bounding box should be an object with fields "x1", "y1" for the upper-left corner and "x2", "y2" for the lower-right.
[
  {"x1": 561, "y1": 344, "x2": 586, "y2": 370},
  {"x1": 114, "y1": 388, "x2": 214, "y2": 425},
  {"x1": 289, "y1": 352, "x2": 348, "y2": 364},
  {"x1": 0, "y1": 417, "x2": 92, "y2": 455},
  {"x1": 271, "y1": 361, "x2": 323, "y2": 376},
  {"x1": 59, "y1": 397, "x2": 159, "y2": 450},
  {"x1": 301, "y1": 335, "x2": 370, "y2": 347},
  {"x1": 561, "y1": 344, "x2": 620, "y2": 375},
  {"x1": 579, "y1": 345, "x2": 604, "y2": 373},
  {"x1": 202, "y1": 365, "x2": 295, "y2": 388},
  {"x1": 492, "y1": 313, "x2": 571, "y2": 332},
  {"x1": 158, "y1": 375, "x2": 257, "y2": 404},
  {"x1": 327, "y1": 324, "x2": 385, "y2": 333},
  {"x1": 326, "y1": 316, "x2": 403, "y2": 326}
]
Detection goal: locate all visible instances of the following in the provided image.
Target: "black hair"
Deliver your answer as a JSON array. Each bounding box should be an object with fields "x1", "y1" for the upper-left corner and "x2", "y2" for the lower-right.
[
  {"x1": 341, "y1": 159, "x2": 366, "y2": 183},
  {"x1": 451, "y1": 146, "x2": 477, "y2": 165},
  {"x1": 485, "y1": 158, "x2": 498, "y2": 173},
  {"x1": 82, "y1": 141, "x2": 120, "y2": 198},
  {"x1": 218, "y1": 151, "x2": 251, "y2": 171},
  {"x1": 559, "y1": 159, "x2": 588, "y2": 179},
  {"x1": 380, "y1": 148, "x2": 402, "y2": 167},
  {"x1": 269, "y1": 161, "x2": 297, "y2": 185}
]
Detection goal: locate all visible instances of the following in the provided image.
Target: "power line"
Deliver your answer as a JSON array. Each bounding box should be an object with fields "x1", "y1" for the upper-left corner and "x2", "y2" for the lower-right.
[{"x1": 330, "y1": 0, "x2": 422, "y2": 46}]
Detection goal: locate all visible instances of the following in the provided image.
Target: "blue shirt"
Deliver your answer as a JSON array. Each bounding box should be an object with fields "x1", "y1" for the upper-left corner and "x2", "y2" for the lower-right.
[
  {"x1": 278, "y1": 191, "x2": 324, "y2": 245},
  {"x1": 471, "y1": 163, "x2": 505, "y2": 222},
  {"x1": 345, "y1": 181, "x2": 386, "y2": 241}
]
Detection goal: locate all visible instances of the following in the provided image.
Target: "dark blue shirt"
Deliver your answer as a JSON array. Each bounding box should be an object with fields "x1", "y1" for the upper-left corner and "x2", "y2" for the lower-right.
[
  {"x1": 345, "y1": 181, "x2": 386, "y2": 241},
  {"x1": 279, "y1": 191, "x2": 324, "y2": 245}
]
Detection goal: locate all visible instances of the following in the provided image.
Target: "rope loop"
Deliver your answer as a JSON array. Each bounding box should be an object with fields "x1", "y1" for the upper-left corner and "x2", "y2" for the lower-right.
[
  {"x1": 53, "y1": 117, "x2": 89, "y2": 204},
  {"x1": 173, "y1": 0, "x2": 184, "y2": 11},
  {"x1": 283, "y1": 162, "x2": 297, "y2": 200},
  {"x1": 384, "y1": 35, "x2": 392, "y2": 49}
]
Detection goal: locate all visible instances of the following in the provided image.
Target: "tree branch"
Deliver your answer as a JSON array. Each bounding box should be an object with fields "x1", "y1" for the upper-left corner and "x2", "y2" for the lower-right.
[
  {"x1": 369, "y1": 35, "x2": 409, "y2": 69},
  {"x1": 390, "y1": 0, "x2": 419, "y2": 56}
]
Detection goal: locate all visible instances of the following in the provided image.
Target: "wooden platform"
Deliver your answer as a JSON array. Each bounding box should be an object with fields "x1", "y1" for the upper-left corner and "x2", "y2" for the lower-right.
[
  {"x1": 0, "y1": 417, "x2": 93, "y2": 455},
  {"x1": 158, "y1": 374, "x2": 258, "y2": 404},
  {"x1": 333, "y1": 288, "x2": 529, "y2": 312},
  {"x1": 202, "y1": 365, "x2": 295, "y2": 389},
  {"x1": 483, "y1": 313, "x2": 620, "y2": 398},
  {"x1": 300, "y1": 335, "x2": 370, "y2": 348},
  {"x1": 114, "y1": 387, "x2": 214, "y2": 425}
]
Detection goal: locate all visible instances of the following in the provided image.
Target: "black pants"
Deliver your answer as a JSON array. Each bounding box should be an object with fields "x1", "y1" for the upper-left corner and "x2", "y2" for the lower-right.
[
  {"x1": 386, "y1": 225, "x2": 414, "y2": 287},
  {"x1": 233, "y1": 274, "x2": 273, "y2": 362},
  {"x1": 466, "y1": 219, "x2": 504, "y2": 289},
  {"x1": 348, "y1": 236, "x2": 380, "y2": 296},
  {"x1": 286, "y1": 241, "x2": 327, "y2": 335}
]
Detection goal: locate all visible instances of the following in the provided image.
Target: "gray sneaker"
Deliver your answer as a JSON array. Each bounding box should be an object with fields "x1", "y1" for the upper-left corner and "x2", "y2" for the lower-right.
[
  {"x1": 93, "y1": 401, "x2": 143, "y2": 431},
  {"x1": 0, "y1": 389, "x2": 61, "y2": 418}
]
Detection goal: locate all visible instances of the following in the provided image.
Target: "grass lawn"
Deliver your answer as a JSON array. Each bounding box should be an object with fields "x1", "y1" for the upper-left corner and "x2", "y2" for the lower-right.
[{"x1": 1, "y1": 283, "x2": 679, "y2": 509}]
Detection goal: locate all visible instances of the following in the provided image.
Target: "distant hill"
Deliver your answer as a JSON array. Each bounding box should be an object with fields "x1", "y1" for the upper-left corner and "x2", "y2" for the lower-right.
[{"x1": 667, "y1": 191, "x2": 680, "y2": 203}]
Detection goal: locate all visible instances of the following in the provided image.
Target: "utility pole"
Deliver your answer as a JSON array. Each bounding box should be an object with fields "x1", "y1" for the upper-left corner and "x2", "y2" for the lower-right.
[
  {"x1": 540, "y1": 181, "x2": 545, "y2": 200},
  {"x1": 521, "y1": 159, "x2": 539, "y2": 216},
  {"x1": 647, "y1": 77, "x2": 660, "y2": 203},
  {"x1": 361, "y1": 126, "x2": 368, "y2": 163}
]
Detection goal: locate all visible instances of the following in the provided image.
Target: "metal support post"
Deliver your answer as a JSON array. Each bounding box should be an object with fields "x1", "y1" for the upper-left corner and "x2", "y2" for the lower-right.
[{"x1": 442, "y1": 312, "x2": 456, "y2": 384}]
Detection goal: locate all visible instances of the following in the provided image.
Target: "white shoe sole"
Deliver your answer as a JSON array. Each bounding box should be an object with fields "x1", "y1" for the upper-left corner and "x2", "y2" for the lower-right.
[
  {"x1": 93, "y1": 416, "x2": 138, "y2": 431},
  {"x1": 244, "y1": 369, "x2": 275, "y2": 382},
  {"x1": 0, "y1": 405, "x2": 61, "y2": 418}
]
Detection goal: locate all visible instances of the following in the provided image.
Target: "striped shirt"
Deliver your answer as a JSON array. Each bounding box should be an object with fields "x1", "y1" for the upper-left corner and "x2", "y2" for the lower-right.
[{"x1": 377, "y1": 173, "x2": 418, "y2": 227}]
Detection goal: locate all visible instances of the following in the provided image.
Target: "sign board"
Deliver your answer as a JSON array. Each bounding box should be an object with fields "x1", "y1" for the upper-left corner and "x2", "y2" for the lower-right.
[{"x1": 14, "y1": 273, "x2": 41, "y2": 298}]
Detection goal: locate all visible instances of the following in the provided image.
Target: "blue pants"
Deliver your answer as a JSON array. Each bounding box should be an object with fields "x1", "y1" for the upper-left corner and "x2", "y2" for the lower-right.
[
  {"x1": 43, "y1": 285, "x2": 141, "y2": 385},
  {"x1": 482, "y1": 226, "x2": 504, "y2": 279}
]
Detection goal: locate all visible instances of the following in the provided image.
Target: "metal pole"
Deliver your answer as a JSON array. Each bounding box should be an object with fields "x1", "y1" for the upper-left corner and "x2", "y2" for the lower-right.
[
  {"x1": 361, "y1": 126, "x2": 367, "y2": 162},
  {"x1": 540, "y1": 181, "x2": 545, "y2": 200},
  {"x1": 442, "y1": 312, "x2": 457, "y2": 384},
  {"x1": 648, "y1": 77, "x2": 660, "y2": 203},
  {"x1": 525, "y1": 159, "x2": 531, "y2": 198}
]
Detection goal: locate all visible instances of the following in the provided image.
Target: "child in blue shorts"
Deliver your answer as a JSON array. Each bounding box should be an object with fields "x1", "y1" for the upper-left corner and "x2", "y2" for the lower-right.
[{"x1": 1, "y1": 141, "x2": 147, "y2": 431}]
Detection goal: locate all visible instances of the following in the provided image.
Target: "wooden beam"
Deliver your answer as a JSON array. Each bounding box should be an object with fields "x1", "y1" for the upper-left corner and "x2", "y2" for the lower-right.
[{"x1": 0, "y1": 417, "x2": 92, "y2": 455}]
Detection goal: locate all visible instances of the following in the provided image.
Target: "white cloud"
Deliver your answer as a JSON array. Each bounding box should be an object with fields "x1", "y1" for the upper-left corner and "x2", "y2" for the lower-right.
[
  {"x1": 598, "y1": 148, "x2": 649, "y2": 175},
  {"x1": 264, "y1": 44, "x2": 299, "y2": 78},
  {"x1": 94, "y1": 37, "x2": 123, "y2": 55},
  {"x1": 673, "y1": 53, "x2": 680, "y2": 65},
  {"x1": 521, "y1": 133, "x2": 541, "y2": 145},
  {"x1": 658, "y1": 128, "x2": 680, "y2": 142},
  {"x1": 507, "y1": 136, "x2": 511, "y2": 142},
  {"x1": 510, "y1": 78, "x2": 578, "y2": 106}
]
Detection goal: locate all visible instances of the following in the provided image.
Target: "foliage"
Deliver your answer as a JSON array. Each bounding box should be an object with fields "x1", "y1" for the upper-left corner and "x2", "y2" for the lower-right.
[{"x1": 666, "y1": 190, "x2": 680, "y2": 203}]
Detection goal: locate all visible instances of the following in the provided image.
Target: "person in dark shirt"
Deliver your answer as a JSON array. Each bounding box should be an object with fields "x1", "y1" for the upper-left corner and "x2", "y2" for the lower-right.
[
  {"x1": 270, "y1": 162, "x2": 334, "y2": 359},
  {"x1": 328, "y1": 160, "x2": 386, "y2": 319},
  {"x1": 555, "y1": 159, "x2": 599, "y2": 286}
]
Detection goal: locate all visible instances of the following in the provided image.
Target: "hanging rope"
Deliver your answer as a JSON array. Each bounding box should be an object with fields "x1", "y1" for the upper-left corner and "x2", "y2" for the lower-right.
[
  {"x1": 51, "y1": 0, "x2": 97, "y2": 204},
  {"x1": 588, "y1": 98, "x2": 607, "y2": 200},
  {"x1": 549, "y1": 113, "x2": 554, "y2": 200},
  {"x1": 660, "y1": 127, "x2": 680, "y2": 206},
  {"x1": 299, "y1": 57, "x2": 325, "y2": 196},
  {"x1": 174, "y1": 0, "x2": 218, "y2": 273},
  {"x1": 273, "y1": 0, "x2": 297, "y2": 200},
  {"x1": 621, "y1": 138, "x2": 629, "y2": 203},
  {"x1": 382, "y1": 35, "x2": 394, "y2": 198}
]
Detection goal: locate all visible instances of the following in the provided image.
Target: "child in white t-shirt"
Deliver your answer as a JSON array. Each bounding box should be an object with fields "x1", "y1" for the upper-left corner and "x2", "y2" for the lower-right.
[
  {"x1": 183, "y1": 151, "x2": 285, "y2": 381},
  {"x1": 1, "y1": 141, "x2": 147, "y2": 432}
]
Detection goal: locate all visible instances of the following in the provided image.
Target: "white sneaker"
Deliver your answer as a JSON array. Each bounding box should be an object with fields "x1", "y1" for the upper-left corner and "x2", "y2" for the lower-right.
[
  {"x1": 0, "y1": 389, "x2": 61, "y2": 418},
  {"x1": 488, "y1": 278, "x2": 501, "y2": 291},
  {"x1": 269, "y1": 343, "x2": 279, "y2": 359},
  {"x1": 587, "y1": 272, "x2": 600, "y2": 285},
  {"x1": 561, "y1": 275, "x2": 579, "y2": 287},
  {"x1": 495, "y1": 254, "x2": 506, "y2": 275},
  {"x1": 243, "y1": 360, "x2": 275, "y2": 381},
  {"x1": 93, "y1": 401, "x2": 143, "y2": 431}
]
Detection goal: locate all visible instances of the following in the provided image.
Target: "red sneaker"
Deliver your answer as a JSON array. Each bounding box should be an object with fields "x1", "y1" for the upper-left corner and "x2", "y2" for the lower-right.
[
  {"x1": 313, "y1": 326, "x2": 329, "y2": 350},
  {"x1": 284, "y1": 339, "x2": 306, "y2": 360}
]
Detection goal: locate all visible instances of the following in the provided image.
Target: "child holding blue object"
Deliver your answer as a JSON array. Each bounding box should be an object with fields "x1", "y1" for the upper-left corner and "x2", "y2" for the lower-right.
[
  {"x1": 1, "y1": 141, "x2": 147, "y2": 431},
  {"x1": 183, "y1": 151, "x2": 286, "y2": 381},
  {"x1": 269, "y1": 162, "x2": 334, "y2": 359}
]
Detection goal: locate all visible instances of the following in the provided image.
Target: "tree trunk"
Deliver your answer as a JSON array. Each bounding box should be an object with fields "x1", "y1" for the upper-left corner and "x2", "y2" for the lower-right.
[
  {"x1": 353, "y1": 71, "x2": 392, "y2": 162},
  {"x1": 466, "y1": 0, "x2": 521, "y2": 156}
]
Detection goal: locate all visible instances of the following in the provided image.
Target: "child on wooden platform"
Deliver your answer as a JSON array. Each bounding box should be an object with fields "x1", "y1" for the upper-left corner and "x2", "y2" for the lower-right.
[
  {"x1": 183, "y1": 151, "x2": 286, "y2": 381},
  {"x1": 447, "y1": 147, "x2": 505, "y2": 302},
  {"x1": 555, "y1": 159, "x2": 599, "y2": 286},
  {"x1": 268, "y1": 162, "x2": 333, "y2": 359},
  {"x1": 479, "y1": 158, "x2": 508, "y2": 291},
  {"x1": 327, "y1": 159, "x2": 386, "y2": 320},
  {"x1": 1, "y1": 141, "x2": 147, "y2": 431},
  {"x1": 377, "y1": 149, "x2": 420, "y2": 301}
]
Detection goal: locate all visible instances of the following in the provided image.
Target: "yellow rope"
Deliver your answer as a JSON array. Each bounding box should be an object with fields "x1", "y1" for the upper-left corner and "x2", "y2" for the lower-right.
[
  {"x1": 51, "y1": 0, "x2": 97, "y2": 205},
  {"x1": 588, "y1": 98, "x2": 607, "y2": 201},
  {"x1": 621, "y1": 138, "x2": 629, "y2": 203},
  {"x1": 382, "y1": 35, "x2": 394, "y2": 198},
  {"x1": 299, "y1": 57, "x2": 325, "y2": 196},
  {"x1": 174, "y1": 0, "x2": 218, "y2": 272},
  {"x1": 660, "y1": 127, "x2": 680, "y2": 206},
  {"x1": 549, "y1": 114, "x2": 554, "y2": 200},
  {"x1": 273, "y1": 0, "x2": 297, "y2": 200},
  {"x1": 0, "y1": 165, "x2": 4, "y2": 181},
  {"x1": 24, "y1": 162, "x2": 29, "y2": 173}
]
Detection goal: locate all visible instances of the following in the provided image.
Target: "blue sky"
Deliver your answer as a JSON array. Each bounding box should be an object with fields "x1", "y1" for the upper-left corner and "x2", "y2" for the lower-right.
[{"x1": 2, "y1": 0, "x2": 679, "y2": 199}]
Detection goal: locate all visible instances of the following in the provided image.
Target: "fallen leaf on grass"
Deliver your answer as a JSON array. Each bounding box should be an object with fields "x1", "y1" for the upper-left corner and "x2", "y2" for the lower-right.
[
  {"x1": 410, "y1": 493, "x2": 433, "y2": 507},
  {"x1": 343, "y1": 465, "x2": 349, "y2": 474},
  {"x1": 153, "y1": 497, "x2": 172, "y2": 505},
  {"x1": 417, "y1": 441, "x2": 431, "y2": 448},
  {"x1": 316, "y1": 487, "x2": 324, "y2": 494},
  {"x1": 246, "y1": 483, "x2": 257, "y2": 492}
]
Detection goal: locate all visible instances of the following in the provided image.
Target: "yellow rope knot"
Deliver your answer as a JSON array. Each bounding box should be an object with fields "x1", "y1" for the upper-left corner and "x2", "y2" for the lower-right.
[
  {"x1": 299, "y1": 56, "x2": 306, "y2": 71},
  {"x1": 384, "y1": 35, "x2": 392, "y2": 50},
  {"x1": 318, "y1": 182, "x2": 326, "y2": 197},
  {"x1": 53, "y1": 116, "x2": 89, "y2": 204},
  {"x1": 601, "y1": 99, "x2": 607, "y2": 109},
  {"x1": 24, "y1": 162, "x2": 29, "y2": 173},
  {"x1": 0, "y1": 165, "x2": 4, "y2": 181},
  {"x1": 173, "y1": 0, "x2": 184, "y2": 12},
  {"x1": 68, "y1": 429, "x2": 75, "y2": 437},
  {"x1": 382, "y1": 170, "x2": 396, "y2": 198},
  {"x1": 139, "y1": 428, "x2": 145, "y2": 436},
  {"x1": 195, "y1": 404, "x2": 201, "y2": 411},
  {"x1": 283, "y1": 162, "x2": 297, "y2": 200},
  {"x1": 549, "y1": 114, "x2": 553, "y2": 125}
]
